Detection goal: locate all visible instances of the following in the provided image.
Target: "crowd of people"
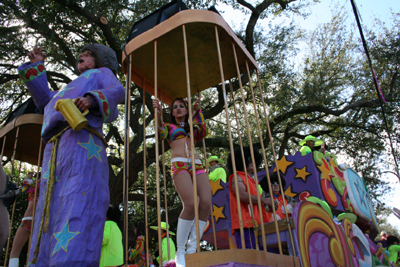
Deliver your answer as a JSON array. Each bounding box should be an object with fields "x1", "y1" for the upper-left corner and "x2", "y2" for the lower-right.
[{"x1": 0, "y1": 43, "x2": 398, "y2": 267}]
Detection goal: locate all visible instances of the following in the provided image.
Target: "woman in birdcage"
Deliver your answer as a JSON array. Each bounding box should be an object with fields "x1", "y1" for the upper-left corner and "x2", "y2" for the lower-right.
[{"x1": 153, "y1": 97, "x2": 211, "y2": 267}]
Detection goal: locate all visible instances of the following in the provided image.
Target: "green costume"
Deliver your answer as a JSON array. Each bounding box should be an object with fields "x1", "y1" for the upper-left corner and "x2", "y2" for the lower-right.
[
  {"x1": 299, "y1": 135, "x2": 323, "y2": 156},
  {"x1": 208, "y1": 166, "x2": 227, "y2": 183},
  {"x1": 207, "y1": 156, "x2": 227, "y2": 183},
  {"x1": 157, "y1": 236, "x2": 176, "y2": 265},
  {"x1": 388, "y1": 244, "x2": 400, "y2": 264},
  {"x1": 300, "y1": 146, "x2": 312, "y2": 156},
  {"x1": 100, "y1": 220, "x2": 123, "y2": 267}
]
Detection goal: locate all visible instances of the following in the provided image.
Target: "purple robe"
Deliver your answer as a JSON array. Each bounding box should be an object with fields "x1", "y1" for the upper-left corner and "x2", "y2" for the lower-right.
[{"x1": 18, "y1": 61, "x2": 125, "y2": 266}]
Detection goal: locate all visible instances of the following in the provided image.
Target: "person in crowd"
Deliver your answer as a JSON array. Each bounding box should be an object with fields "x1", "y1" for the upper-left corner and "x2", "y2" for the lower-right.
[
  {"x1": 387, "y1": 235, "x2": 400, "y2": 265},
  {"x1": 226, "y1": 145, "x2": 276, "y2": 249},
  {"x1": 0, "y1": 163, "x2": 10, "y2": 258},
  {"x1": 207, "y1": 155, "x2": 227, "y2": 183},
  {"x1": 381, "y1": 231, "x2": 388, "y2": 241},
  {"x1": 151, "y1": 222, "x2": 176, "y2": 266},
  {"x1": 153, "y1": 97, "x2": 211, "y2": 267},
  {"x1": 313, "y1": 142, "x2": 329, "y2": 154},
  {"x1": 259, "y1": 172, "x2": 296, "y2": 221},
  {"x1": 100, "y1": 205, "x2": 123, "y2": 267},
  {"x1": 19, "y1": 44, "x2": 125, "y2": 266},
  {"x1": 299, "y1": 135, "x2": 324, "y2": 156},
  {"x1": 9, "y1": 172, "x2": 40, "y2": 267},
  {"x1": 128, "y1": 222, "x2": 148, "y2": 266}
]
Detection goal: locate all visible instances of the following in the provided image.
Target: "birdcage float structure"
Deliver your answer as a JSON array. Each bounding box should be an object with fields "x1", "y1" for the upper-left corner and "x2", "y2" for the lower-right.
[
  {"x1": 122, "y1": 5, "x2": 303, "y2": 267},
  {"x1": 0, "y1": 98, "x2": 44, "y2": 266},
  {"x1": 0, "y1": 98, "x2": 44, "y2": 166}
]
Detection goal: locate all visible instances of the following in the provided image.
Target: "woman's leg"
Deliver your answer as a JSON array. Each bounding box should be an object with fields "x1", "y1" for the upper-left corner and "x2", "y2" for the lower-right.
[
  {"x1": 196, "y1": 173, "x2": 212, "y2": 221},
  {"x1": 173, "y1": 171, "x2": 195, "y2": 220},
  {"x1": 174, "y1": 171, "x2": 195, "y2": 267},
  {"x1": 186, "y1": 172, "x2": 211, "y2": 254},
  {"x1": 10, "y1": 200, "x2": 34, "y2": 260},
  {"x1": 10, "y1": 224, "x2": 31, "y2": 258}
]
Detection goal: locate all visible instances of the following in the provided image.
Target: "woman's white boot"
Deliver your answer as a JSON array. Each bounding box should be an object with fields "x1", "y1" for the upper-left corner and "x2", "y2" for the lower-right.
[
  {"x1": 186, "y1": 220, "x2": 207, "y2": 254},
  {"x1": 175, "y1": 218, "x2": 193, "y2": 267},
  {"x1": 9, "y1": 258, "x2": 19, "y2": 267}
]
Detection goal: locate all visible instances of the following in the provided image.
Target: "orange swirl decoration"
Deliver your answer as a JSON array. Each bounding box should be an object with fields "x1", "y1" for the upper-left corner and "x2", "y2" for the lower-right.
[
  {"x1": 296, "y1": 201, "x2": 348, "y2": 267},
  {"x1": 343, "y1": 218, "x2": 355, "y2": 257}
]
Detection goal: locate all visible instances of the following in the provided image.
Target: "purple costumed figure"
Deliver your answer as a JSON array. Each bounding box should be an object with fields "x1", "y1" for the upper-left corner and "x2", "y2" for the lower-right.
[{"x1": 17, "y1": 44, "x2": 125, "y2": 266}]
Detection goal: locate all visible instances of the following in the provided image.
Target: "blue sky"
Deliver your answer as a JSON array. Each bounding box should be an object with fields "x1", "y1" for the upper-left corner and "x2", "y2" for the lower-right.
[
  {"x1": 295, "y1": 0, "x2": 397, "y2": 30},
  {"x1": 217, "y1": 0, "x2": 398, "y2": 34}
]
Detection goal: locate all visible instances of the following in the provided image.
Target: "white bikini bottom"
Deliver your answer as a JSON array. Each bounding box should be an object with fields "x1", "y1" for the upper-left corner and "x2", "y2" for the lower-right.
[{"x1": 171, "y1": 157, "x2": 201, "y2": 165}]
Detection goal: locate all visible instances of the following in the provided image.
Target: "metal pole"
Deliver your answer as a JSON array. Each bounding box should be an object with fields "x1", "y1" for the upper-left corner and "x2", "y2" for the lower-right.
[
  {"x1": 142, "y1": 83, "x2": 150, "y2": 267},
  {"x1": 182, "y1": 24, "x2": 200, "y2": 252},
  {"x1": 153, "y1": 39, "x2": 163, "y2": 263},
  {"x1": 123, "y1": 53, "x2": 133, "y2": 266}
]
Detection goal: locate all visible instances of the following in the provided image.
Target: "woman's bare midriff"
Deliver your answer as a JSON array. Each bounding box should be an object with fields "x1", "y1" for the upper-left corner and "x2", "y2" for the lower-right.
[
  {"x1": 169, "y1": 138, "x2": 200, "y2": 160},
  {"x1": 24, "y1": 200, "x2": 35, "y2": 217}
]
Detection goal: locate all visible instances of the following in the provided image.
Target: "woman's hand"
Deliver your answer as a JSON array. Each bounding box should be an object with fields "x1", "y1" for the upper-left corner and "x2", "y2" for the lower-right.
[
  {"x1": 75, "y1": 96, "x2": 93, "y2": 111},
  {"x1": 27, "y1": 46, "x2": 46, "y2": 64},
  {"x1": 152, "y1": 99, "x2": 162, "y2": 117},
  {"x1": 152, "y1": 99, "x2": 164, "y2": 127},
  {"x1": 193, "y1": 96, "x2": 201, "y2": 113}
]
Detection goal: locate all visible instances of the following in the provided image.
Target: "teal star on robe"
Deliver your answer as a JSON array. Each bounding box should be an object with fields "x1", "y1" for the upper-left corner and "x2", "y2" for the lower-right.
[
  {"x1": 81, "y1": 69, "x2": 100, "y2": 79},
  {"x1": 78, "y1": 134, "x2": 103, "y2": 162},
  {"x1": 42, "y1": 160, "x2": 59, "y2": 182},
  {"x1": 52, "y1": 221, "x2": 80, "y2": 255},
  {"x1": 54, "y1": 86, "x2": 75, "y2": 98}
]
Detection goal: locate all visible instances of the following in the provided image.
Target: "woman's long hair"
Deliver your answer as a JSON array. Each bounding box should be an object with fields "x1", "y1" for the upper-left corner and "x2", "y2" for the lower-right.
[{"x1": 170, "y1": 98, "x2": 190, "y2": 133}]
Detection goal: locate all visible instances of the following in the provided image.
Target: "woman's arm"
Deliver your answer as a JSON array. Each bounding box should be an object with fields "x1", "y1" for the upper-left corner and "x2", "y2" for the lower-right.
[
  {"x1": 152, "y1": 99, "x2": 168, "y2": 140},
  {"x1": 192, "y1": 110, "x2": 206, "y2": 139},
  {"x1": 152, "y1": 99, "x2": 163, "y2": 127},
  {"x1": 190, "y1": 97, "x2": 206, "y2": 141}
]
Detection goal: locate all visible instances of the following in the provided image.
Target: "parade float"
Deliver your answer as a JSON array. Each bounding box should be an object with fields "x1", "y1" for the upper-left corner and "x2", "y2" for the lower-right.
[{"x1": 203, "y1": 150, "x2": 390, "y2": 266}]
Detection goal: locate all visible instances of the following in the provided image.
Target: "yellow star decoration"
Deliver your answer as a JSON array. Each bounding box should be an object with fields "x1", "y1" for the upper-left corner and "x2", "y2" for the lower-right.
[
  {"x1": 273, "y1": 156, "x2": 294, "y2": 174},
  {"x1": 284, "y1": 184, "x2": 297, "y2": 198},
  {"x1": 210, "y1": 179, "x2": 224, "y2": 196},
  {"x1": 317, "y1": 164, "x2": 332, "y2": 180},
  {"x1": 212, "y1": 204, "x2": 225, "y2": 222},
  {"x1": 295, "y1": 166, "x2": 310, "y2": 182}
]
